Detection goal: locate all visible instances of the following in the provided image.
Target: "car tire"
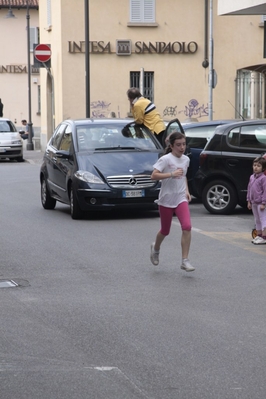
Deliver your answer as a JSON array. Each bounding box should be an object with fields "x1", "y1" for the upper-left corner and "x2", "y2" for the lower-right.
[
  {"x1": 70, "y1": 184, "x2": 83, "y2": 220},
  {"x1": 41, "y1": 177, "x2": 56, "y2": 210},
  {"x1": 15, "y1": 156, "x2": 24, "y2": 162},
  {"x1": 202, "y1": 180, "x2": 238, "y2": 215}
]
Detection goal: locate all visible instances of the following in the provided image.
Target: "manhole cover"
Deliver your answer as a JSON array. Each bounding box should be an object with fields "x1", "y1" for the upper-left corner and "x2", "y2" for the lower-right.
[{"x1": 0, "y1": 280, "x2": 18, "y2": 288}]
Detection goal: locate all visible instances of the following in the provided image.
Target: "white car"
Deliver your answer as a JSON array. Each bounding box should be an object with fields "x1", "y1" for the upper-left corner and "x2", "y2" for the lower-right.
[{"x1": 0, "y1": 118, "x2": 23, "y2": 162}]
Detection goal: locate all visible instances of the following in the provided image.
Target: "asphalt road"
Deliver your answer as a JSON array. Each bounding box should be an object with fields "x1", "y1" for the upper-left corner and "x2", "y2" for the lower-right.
[{"x1": 0, "y1": 158, "x2": 265, "y2": 399}]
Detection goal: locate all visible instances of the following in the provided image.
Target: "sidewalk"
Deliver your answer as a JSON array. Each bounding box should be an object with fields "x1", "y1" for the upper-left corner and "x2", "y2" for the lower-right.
[{"x1": 23, "y1": 149, "x2": 44, "y2": 165}]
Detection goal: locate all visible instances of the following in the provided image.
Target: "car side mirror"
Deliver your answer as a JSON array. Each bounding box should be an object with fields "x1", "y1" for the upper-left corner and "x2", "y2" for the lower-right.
[{"x1": 56, "y1": 150, "x2": 70, "y2": 159}]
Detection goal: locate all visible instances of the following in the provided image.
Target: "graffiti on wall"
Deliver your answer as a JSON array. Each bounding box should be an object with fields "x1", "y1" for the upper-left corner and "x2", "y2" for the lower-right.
[
  {"x1": 91, "y1": 100, "x2": 111, "y2": 118},
  {"x1": 179, "y1": 99, "x2": 209, "y2": 119},
  {"x1": 163, "y1": 106, "x2": 177, "y2": 118}
]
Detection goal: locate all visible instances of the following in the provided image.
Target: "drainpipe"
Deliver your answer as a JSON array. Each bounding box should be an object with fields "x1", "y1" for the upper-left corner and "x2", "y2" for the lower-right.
[
  {"x1": 202, "y1": 0, "x2": 209, "y2": 69},
  {"x1": 208, "y1": 0, "x2": 213, "y2": 120}
]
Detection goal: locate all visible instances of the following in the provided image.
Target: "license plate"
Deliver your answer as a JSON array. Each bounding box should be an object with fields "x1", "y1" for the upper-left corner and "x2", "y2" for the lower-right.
[
  {"x1": 0, "y1": 149, "x2": 6, "y2": 153},
  {"x1": 122, "y1": 190, "x2": 145, "y2": 198}
]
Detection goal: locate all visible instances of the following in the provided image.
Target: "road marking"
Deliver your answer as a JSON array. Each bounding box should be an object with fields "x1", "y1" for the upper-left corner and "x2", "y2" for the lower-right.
[
  {"x1": 171, "y1": 220, "x2": 265, "y2": 255},
  {"x1": 193, "y1": 229, "x2": 266, "y2": 255}
]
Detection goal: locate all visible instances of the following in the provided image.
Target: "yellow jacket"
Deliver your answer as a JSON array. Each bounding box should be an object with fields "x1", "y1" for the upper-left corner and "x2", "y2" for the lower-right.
[{"x1": 132, "y1": 97, "x2": 165, "y2": 135}]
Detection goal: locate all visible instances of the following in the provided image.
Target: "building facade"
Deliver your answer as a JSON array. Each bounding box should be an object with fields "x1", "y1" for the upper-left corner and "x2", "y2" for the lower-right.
[
  {"x1": 2, "y1": 1, "x2": 266, "y2": 150},
  {"x1": 0, "y1": 1, "x2": 40, "y2": 135}
]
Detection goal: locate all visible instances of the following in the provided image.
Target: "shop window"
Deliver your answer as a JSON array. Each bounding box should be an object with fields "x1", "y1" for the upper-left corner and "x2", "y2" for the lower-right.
[
  {"x1": 130, "y1": 71, "x2": 154, "y2": 102},
  {"x1": 130, "y1": 0, "x2": 155, "y2": 23}
]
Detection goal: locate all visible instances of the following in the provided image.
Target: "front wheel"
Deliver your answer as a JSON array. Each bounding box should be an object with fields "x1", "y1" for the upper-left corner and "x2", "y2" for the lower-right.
[
  {"x1": 70, "y1": 185, "x2": 83, "y2": 220},
  {"x1": 41, "y1": 178, "x2": 56, "y2": 209},
  {"x1": 202, "y1": 180, "x2": 237, "y2": 215}
]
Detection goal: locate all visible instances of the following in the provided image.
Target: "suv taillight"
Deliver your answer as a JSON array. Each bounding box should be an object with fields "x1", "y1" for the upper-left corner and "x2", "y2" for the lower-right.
[{"x1": 199, "y1": 153, "x2": 208, "y2": 167}]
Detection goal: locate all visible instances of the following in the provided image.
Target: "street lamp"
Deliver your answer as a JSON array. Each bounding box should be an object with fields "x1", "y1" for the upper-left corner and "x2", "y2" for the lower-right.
[
  {"x1": 5, "y1": 0, "x2": 16, "y2": 18},
  {"x1": 26, "y1": 0, "x2": 34, "y2": 150}
]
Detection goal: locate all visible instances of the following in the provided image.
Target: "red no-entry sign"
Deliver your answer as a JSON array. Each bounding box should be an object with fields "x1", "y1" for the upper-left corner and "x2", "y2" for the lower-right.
[{"x1": 34, "y1": 44, "x2": 52, "y2": 63}]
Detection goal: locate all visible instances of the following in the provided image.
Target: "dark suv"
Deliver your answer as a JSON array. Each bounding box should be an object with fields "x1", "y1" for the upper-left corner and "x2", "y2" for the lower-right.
[
  {"x1": 163, "y1": 119, "x2": 239, "y2": 197},
  {"x1": 194, "y1": 119, "x2": 266, "y2": 214}
]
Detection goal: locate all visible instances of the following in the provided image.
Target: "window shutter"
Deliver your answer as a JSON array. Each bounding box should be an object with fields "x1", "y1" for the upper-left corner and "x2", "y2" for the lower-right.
[
  {"x1": 144, "y1": 0, "x2": 155, "y2": 22},
  {"x1": 130, "y1": 0, "x2": 155, "y2": 23},
  {"x1": 130, "y1": 0, "x2": 141, "y2": 22},
  {"x1": 47, "y1": 0, "x2": 52, "y2": 26}
]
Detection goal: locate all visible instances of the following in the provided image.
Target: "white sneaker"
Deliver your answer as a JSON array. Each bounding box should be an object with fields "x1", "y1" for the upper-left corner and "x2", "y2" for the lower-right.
[
  {"x1": 150, "y1": 243, "x2": 159, "y2": 265},
  {"x1": 253, "y1": 236, "x2": 266, "y2": 245},
  {"x1": 252, "y1": 236, "x2": 261, "y2": 244},
  {"x1": 181, "y1": 259, "x2": 195, "y2": 272}
]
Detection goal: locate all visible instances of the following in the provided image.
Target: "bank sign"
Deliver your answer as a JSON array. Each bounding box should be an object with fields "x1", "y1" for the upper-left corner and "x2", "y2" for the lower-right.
[{"x1": 68, "y1": 40, "x2": 198, "y2": 55}]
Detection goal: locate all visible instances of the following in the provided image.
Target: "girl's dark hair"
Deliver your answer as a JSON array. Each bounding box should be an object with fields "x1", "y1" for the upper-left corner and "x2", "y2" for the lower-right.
[
  {"x1": 165, "y1": 131, "x2": 186, "y2": 153},
  {"x1": 253, "y1": 156, "x2": 266, "y2": 171}
]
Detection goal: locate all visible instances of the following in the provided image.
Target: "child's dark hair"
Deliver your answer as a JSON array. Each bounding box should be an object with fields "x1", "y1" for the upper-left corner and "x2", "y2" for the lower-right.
[
  {"x1": 253, "y1": 156, "x2": 266, "y2": 171},
  {"x1": 165, "y1": 131, "x2": 186, "y2": 154}
]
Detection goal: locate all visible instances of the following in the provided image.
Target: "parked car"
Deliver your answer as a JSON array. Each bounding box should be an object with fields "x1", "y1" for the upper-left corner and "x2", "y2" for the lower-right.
[
  {"x1": 194, "y1": 119, "x2": 266, "y2": 214},
  {"x1": 0, "y1": 118, "x2": 23, "y2": 162},
  {"x1": 163, "y1": 119, "x2": 239, "y2": 197},
  {"x1": 40, "y1": 118, "x2": 168, "y2": 219}
]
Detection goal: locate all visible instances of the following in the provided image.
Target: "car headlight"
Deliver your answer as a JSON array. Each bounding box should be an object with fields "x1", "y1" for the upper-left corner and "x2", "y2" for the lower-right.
[
  {"x1": 74, "y1": 170, "x2": 104, "y2": 184},
  {"x1": 11, "y1": 140, "x2": 22, "y2": 144}
]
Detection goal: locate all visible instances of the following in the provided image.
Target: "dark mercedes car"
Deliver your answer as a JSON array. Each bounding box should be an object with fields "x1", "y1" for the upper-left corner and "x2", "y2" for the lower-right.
[
  {"x1": 40, "y1": 118, "x2": 182, "y2": 219},
  {"x1": 194, "y1": 119, "x2": 266, "y2": 214}
]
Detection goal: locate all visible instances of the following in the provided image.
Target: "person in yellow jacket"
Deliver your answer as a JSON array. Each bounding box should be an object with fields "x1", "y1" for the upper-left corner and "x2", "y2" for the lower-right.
[{"x1": 127, "y1": 87, "x2": 165, "y2": 146}]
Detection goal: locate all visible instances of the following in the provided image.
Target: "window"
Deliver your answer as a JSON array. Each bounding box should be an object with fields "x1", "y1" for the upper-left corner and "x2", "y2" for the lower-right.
[
  {"x1": 184, "y1": 126, "x2": 218, "y2": 149},
  {"x1": 228, "y1": 128, "x2": 240, "y2": 146},
  {"x1": 240, "y1": 125, "x2": 266, "y2": 149},
  {"x1": 130, "y1": 0, "x2": 155, "y2": 23},
  {"x1": 51, "y1": 124, "x2": 66, "y2": 149},
  {"x1": 130, "y1": 71, "x2": 154, "y2": 102},
  {"x1": 235, "y1": 69, "x2": 264, "y2": 119},
  {"x1": 30, "y1": 27, "x2": 39, "y2": 51},
  {"x1": 59, "y1": 126, "x2": 72, "y2": 151},
  {"x1": 47, "y1": 0, "x2": 52, "y2": 27}
]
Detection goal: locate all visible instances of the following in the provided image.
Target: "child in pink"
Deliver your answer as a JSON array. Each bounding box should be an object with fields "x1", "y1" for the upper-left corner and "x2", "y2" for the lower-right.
[{"x1": 247, "y1": 156, "x2": 266, "y2": 244}]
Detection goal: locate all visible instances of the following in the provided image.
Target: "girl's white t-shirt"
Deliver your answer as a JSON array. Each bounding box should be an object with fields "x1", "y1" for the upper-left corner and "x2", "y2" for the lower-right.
[{"x1": 153, "y1": 152, "x2": 190, "y2": 208}]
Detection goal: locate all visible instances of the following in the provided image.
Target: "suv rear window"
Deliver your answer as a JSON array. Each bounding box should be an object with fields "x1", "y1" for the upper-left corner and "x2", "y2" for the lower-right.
[
  {"x1": 184, "y1": 126, "x2": 218, "y2": 149},
  {"x1": 228, "y1": 125, "x2": 266, "y2": 149}
]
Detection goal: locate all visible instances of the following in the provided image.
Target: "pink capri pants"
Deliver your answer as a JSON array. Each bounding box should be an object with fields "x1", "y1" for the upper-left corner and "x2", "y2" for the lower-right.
[{"x1": 159, "y1": 201, "x2": 192, "y2": 236}]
